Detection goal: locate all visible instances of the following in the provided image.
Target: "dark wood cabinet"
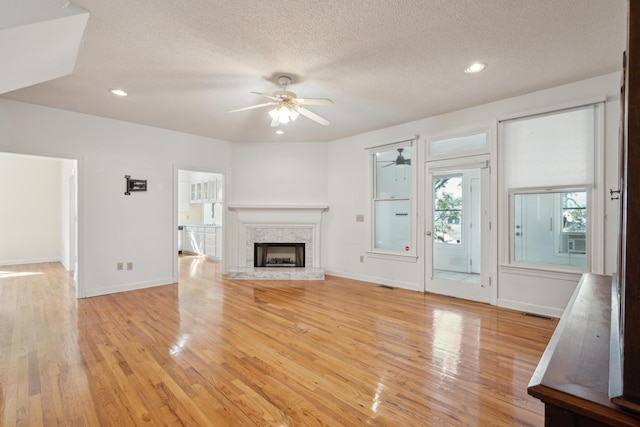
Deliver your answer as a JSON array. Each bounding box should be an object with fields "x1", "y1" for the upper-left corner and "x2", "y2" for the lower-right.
[{"x1": 612, "y1": 0, "x2": 640, "y2": 414}]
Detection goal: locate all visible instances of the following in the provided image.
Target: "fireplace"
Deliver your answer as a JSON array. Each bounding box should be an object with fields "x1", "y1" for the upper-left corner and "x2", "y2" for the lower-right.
[
  {"x1": 228, "y1": 205, "x2": 326, "y2": 279},
  {"x1": 254, "y1": 243, "x2": 305, "y2": 268}
]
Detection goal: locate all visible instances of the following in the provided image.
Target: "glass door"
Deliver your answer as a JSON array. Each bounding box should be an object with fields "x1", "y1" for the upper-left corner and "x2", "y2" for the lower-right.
[{"x1": 425, "y1": 158, "x2": 491, "y2": 303}]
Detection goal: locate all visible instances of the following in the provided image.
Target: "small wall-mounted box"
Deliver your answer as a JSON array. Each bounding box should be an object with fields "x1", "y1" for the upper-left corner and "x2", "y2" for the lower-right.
[{"x1": 125, "y1": 175, "x2": 147, "y2": 195}]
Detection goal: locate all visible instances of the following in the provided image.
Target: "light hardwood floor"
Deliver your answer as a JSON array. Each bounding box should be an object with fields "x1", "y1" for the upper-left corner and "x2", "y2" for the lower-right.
[{"x1": 0, "y1": 257, "x2": 556, "y2": 426}]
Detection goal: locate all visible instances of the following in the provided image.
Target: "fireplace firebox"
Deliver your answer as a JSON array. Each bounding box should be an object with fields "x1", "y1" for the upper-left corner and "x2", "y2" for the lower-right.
[{"x1": 254, "y1": 243, "x2": 305, "y2": 268}]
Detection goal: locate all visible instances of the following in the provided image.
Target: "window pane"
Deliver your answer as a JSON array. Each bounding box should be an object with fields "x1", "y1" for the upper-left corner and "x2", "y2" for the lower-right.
[
  {"x1": 429, "y1": 133, "x2": 486, "y2": 155},
  {"x1": 374, "y1": 200, "x2": 410, "y2": 251},
  {"x1": 375, "y1": 146, "x2": 411, "y2": 199},
  {"x1": 434, "y1": 175, "x2": 463, "y2": 245},
  {"x1": 562, "y1": 192, "x2": 587, "y2": 232},
  {"x1": 513, "y1": 191, "x2": 587, "y2": 268}
]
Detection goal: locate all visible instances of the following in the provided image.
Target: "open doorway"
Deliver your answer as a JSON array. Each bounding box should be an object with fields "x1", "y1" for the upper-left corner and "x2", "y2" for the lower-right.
[
  {"x1": 177, "y1": 169, "x2": 224, "y2": 269},
  {"x1": 0, "y1": 152, "x2": 79, "y2": 295}
]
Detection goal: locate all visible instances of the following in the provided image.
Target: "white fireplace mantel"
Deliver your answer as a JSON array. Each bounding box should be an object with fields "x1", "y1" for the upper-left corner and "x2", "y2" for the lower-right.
[{"x1": 228, "y1": 204, "x2": 328, "y2": 211}]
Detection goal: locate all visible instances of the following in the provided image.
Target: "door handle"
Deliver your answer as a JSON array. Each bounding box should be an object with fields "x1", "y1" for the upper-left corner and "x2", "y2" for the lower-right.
[{"x1": 425, "y1": 231, "x2": 432, "y2": 236}]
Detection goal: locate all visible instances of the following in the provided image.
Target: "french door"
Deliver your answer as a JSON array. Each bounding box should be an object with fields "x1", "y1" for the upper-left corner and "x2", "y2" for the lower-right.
[{"x1": 425, "y1": 156, "x2": 491, "y2": 303}]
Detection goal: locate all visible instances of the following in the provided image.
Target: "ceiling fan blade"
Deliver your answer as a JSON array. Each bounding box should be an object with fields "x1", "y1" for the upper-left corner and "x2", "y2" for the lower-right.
[
  {"x1": 251, "y1": 91, "x2": 280, "y2": 102},
  {"x1": 383, "y1": 163, "x2": 395, "y2": 168},
  {"x1": 270, "y1": 119, "x2": 281, "y2": 128},
  {"x1": 296, "y1": 98, "x2": 333, "y2": 106},
  {"x1": 297, "y1": 107, "x2": 330, "y2": 126},
  {"x1": 227, "y1": 102, "x2": 276, "y2": 113}
]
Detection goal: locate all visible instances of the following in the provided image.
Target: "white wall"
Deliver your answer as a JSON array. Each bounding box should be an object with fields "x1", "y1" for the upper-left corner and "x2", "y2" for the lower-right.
[
  {"x1": 230, "y1": 142, "x2": 327, "y2": 205},
  {"x1": 325, "y1": 72, "x2": 621, "y2": 315},
  {"x1": 0, "y1": 153, "x2": 62, "y2": 265},
  {"x1": 0, "y1": 99, "x2": 232, "y2": 297}
]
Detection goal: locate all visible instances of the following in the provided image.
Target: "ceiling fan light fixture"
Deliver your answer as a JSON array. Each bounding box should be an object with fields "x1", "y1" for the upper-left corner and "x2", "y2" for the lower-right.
[
  {"x1": 268, "y1": 107, "x2": 280, "y2": 121},
  {"x1": 229, "y1": 74, "x2": 332, "y2": 127},
  {"x1": 277, "y1": 107, "x2": 291, "y2": 124},
  {"x1": 269, "y1": 105, "x2": 299, "y2": 124}
]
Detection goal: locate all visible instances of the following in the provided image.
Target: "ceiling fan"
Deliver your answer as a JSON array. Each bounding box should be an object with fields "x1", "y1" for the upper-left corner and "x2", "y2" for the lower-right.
[
  {"x1": 382, "y1": 148, "x2": 411, "y2": 167},
  {"x1": 228, "y1": 76, "x2": 333, "y2": 127}
]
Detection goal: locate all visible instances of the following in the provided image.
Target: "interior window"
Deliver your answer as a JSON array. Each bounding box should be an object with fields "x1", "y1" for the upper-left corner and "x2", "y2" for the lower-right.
[
  {"x1": 429, "y1": 132, "x2": 486, "y2": 156},
  {"x1": 372, "y1": 143, "x2": 414, "y2": 253},
  {"x1": 512, "y1": 190, "x2": 588, "y2": 268}
]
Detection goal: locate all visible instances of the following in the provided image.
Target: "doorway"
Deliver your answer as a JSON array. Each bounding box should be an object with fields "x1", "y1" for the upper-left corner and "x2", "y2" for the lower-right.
[
  {"x1": 176, "y1": 168, "x2": 224, "y2": 279},
  {"x1": 0, "y1": 152, "x2": 80, "y2": 296},
  {"x1": 425, "y1": 156, "x2": 491, "y2": 303}
]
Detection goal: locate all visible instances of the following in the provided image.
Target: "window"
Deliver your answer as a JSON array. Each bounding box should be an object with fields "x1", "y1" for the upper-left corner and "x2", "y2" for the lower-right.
[
  {"x1": 433, "y1": 174, "x2": 463, "y2": 244},
  {"x1": 512, "y1": 189, "x2": 588, "y2": 268},
  {"x1": 501, "y1": 103, "x2": 602, "y2": 272},
  {"x1": 371, "y1": 138, "x2": 416, "y2": 254},
  {"x1": 429, "y1": 132, "x2": 486, "y2": 156}
]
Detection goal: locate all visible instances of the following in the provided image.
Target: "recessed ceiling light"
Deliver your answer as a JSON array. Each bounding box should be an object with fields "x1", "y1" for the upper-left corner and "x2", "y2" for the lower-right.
[
  {"x1": 464, "y1": 62, "x2": 486, "y2": 74},
  {"x1": 109, "y1": 88, "x2": 128, "y2": 97},
  {"x1": 275, "y1": 130, "x2": 284, "y2": 135}
]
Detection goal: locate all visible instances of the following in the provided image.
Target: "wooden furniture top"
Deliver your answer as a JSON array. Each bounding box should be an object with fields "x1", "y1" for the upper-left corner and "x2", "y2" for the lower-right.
[{"x1": 528, "y1": 273, "x2": 640, "y2": 426}]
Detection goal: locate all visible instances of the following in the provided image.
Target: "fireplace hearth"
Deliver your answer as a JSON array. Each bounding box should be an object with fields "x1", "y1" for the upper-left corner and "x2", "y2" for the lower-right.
[{"x1": 254, "y1": 243, "x2": 305, "y2": 268}]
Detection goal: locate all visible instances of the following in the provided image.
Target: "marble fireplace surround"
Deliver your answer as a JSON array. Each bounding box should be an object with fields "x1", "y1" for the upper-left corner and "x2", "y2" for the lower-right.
[{"x1": 228, "y1": 205, "x2": 328, "y2": 280}]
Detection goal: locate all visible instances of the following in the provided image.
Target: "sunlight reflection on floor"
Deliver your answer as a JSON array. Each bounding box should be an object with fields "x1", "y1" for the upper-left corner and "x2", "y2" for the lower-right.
[{"x1": 0, "y1": 270, "x2": 44, "y2": 279}]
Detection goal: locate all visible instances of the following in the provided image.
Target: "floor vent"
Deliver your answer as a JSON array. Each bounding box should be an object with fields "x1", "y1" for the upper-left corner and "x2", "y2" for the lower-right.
[
  {"x1": 380, "y1": 285, "x2": 394, "y2": 289},
  {"x1": 522, "y1": 312, "x2": 554, "y2": 321}
]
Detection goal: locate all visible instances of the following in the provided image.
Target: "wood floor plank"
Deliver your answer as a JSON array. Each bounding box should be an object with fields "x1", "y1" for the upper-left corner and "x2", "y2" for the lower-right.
[{"x1": 0, "y1": 258, "x2": 557, "y2": 426}]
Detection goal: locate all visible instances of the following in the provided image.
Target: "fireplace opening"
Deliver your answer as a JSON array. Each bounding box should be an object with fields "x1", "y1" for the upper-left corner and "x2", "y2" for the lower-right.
[{"x1": 254, "y1": 243, "x2": 305, "y2": 268}]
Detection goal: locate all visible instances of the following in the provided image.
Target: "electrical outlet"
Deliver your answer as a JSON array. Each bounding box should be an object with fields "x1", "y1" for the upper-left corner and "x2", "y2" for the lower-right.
[
  {"x1": 360, "y1": 255, "x2": 364, "y2": 263},
  {"x1": 127, "y1": 262, "x2": 133, "y2": 270},
  {"x1": 355, "y1": 214, "x2": 365, "y2": 222},
  {"x1": 117, "y1": 262, "x2": 123, "y2": 271}
]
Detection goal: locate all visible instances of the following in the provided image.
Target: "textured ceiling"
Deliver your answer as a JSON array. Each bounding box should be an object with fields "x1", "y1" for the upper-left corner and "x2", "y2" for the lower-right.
[{"x1": 2, "y1": 0, "x2": 628, "y2": 143}]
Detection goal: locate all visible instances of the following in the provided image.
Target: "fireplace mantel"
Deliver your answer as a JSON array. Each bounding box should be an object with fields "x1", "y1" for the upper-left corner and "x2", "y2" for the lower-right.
[{"x1": 228, "y1": 204, "x2": 328, "y2": 211}]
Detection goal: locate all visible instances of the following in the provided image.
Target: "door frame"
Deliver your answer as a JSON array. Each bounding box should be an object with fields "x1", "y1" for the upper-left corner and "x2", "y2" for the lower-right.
[
  {"x1": 424, "y1": 154, "x2": 495, "y2": 303},
  {"x1": 173, "y1": 165, "x2": 226, "y2": 281}
]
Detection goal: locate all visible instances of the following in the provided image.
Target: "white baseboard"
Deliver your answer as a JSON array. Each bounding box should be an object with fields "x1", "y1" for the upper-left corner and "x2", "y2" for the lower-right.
[
  {"x1": 497, "y1": 298, "x2": 564, "y2": 318},
  {"x1": 324, "y1": 269, "x2": 421, "y2": 292},
  {"x1": 84, "y1": 278, "x2": 175, "y2": 298},
  {"x1": 0, "y1": 257, "x2": 60, "y2": 267}
]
